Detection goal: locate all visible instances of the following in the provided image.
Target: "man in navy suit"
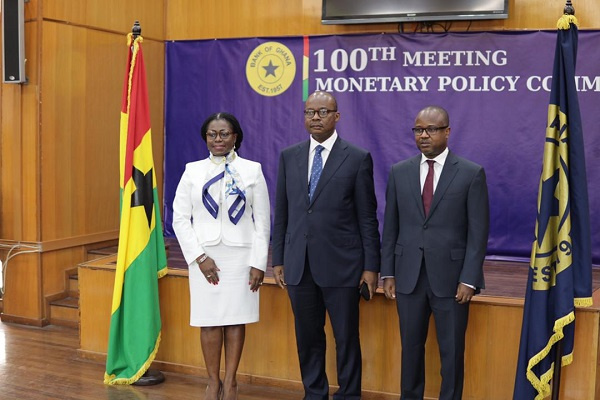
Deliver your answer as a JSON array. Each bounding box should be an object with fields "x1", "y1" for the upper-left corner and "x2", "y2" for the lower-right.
[
  {"x1": 381, "y1": 106, "x2": 489, "y2": 400},
  {"x1": 272, "y1": 91, "x2": 380, "y2": 400}
]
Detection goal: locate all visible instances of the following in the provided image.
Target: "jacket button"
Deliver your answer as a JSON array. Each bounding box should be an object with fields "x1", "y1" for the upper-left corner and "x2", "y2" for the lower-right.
[
  {"x1": 423, "y1": 224, "x2": 428, "y2": 229},
  {"x1": 308, "y1": 209, "x2": 313, "y2": 214}
]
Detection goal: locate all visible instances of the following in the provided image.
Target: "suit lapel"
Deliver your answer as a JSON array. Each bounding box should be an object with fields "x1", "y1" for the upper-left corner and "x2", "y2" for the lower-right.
[
  {"x1": 408, "y1": 155, "x2": 426, "y2": 218},
  {"x1": 428, "y1": 151, "x2": 459, "y2": 218},
  {"x1": 295, "y1": 141, "x2": 311, "y2": 204},
  {"x1": 310, "y1": 137, "x2": 348, "y2": 205}
]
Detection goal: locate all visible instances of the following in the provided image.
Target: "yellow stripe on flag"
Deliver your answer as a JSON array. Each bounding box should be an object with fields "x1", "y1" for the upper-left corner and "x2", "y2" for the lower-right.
[{"x1": 132, "y1": 129, "x2": 157, "y2": 183}]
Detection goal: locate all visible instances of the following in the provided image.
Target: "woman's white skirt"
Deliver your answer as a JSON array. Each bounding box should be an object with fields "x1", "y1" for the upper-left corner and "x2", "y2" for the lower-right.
[{"x1": 188, "y1": 243, "x2": 259, "y2": 327}]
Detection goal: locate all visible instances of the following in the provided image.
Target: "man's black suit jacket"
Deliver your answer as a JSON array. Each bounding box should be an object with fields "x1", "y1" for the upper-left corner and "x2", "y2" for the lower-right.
[
  {"x1": 272, "y1": 137, "x2": 381, "y2": 287},
  {"x1": 381, "y1": 151, "x2": 489, "y2": 297}
]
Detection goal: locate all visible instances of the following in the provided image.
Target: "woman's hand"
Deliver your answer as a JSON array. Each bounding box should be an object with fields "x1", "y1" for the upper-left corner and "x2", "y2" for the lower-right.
[
  {"x1": 198, "y1": 256, "x2": 220, "y2": 285},
  {"x1": 249, "y1": 267, "x2": 264, "y2": 292}
]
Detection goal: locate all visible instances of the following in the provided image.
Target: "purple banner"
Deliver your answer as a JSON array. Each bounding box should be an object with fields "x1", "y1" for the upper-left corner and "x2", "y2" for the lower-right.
[{"x1": 164, "y1": 31, "x2": 600, "y2": 263}]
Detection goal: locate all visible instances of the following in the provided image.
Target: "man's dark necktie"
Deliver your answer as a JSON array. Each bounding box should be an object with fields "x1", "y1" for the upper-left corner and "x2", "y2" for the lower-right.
[
  {"x1": 309, "y1": 145, "x2": 324, "y2": 200},
  {"x1": 422, "y1": 159, "x2": 435, "y2": 216}
]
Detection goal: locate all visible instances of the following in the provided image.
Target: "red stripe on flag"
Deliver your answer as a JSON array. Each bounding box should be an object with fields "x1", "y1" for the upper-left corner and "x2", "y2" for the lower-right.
[{"x1": 122, "y1": 43, "x2": 152, "y2": 186}]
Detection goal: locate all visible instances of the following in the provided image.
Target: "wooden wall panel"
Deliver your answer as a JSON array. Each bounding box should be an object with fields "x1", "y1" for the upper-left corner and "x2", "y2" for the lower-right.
[
  {"x1": 2, "y1": 12, "x2": 165, "y2": 325},
  {"x1": 1, "y1": 253, "x2": 43, "y2": 324},
  {"x1": 166, "y1": 1, "x2": 306, "y2": 39},
  {"x1": 503, "y1": 0, "x2": 600, "y2": 30},
  {"x1": 41, "y1": 248, "x2": 85, "y2": 297},
  {"x1": 166, "y1": 0, "x2": 600, "y2": 40},
  {"x1": 243, "y1": 284, "x2": 303, "y2": 382},
  {"x1": 0, "y1": 82, "x2": 24, "y2": 239},
  {"x1": 462, "y1": 304, "x2": 523, "y2": 399},
  {"x1": 1, "y1": 0, "x2": 166, "y2": 324},
  {"x1": 21, "y1": 21, "x2": 42, "y2": 241},
  {"x1": 1, "y1": 13, "x2": 42, "y2": 324},
  {"x1": 39, "y1": 22, "x2": 164, "y2": 242},
  {"x1": 356, "y1": 294, "x2": 401, "y2": 393},
  {"x1": 155, "y1": 273, "x2": 203, "y2": 367},
  {"x1": 22, "y1": 0, "x2": 40, "y2": 22},
  {"x1": 78, "y1": 265, "x2": 114, "y2": 352},
  {"x1": 42, "y1": 0, "x2": 165, "y2": 40},
  {"x1": 560, "y1": 307, "x2": 600, "y2": 399},
  {"x1": 78, "y1": 261, "x2": 600, "y2": 399},
  {"x1": 1, "y1": 22, "x2": 40, "y2": 241}
]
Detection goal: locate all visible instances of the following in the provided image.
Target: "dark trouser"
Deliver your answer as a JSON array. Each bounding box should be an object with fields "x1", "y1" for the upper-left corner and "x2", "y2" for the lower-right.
[
  {"x1": 396, "y1": 265, "x2": 469, "y2": 400},
  {"x1": 287, "y1": 262, "x2": 362, "y2": 400}
]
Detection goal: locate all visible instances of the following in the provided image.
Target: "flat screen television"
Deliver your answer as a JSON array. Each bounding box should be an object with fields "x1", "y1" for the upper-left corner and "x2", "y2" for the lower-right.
[{"x1": 322, "y1": 0, "x2": 509, "y2": 24}]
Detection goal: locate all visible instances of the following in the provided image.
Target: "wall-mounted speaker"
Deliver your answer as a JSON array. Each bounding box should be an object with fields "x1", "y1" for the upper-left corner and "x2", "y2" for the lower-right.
[{"x1": 2, "y1": 0, "x2": 26, "y2": 83}]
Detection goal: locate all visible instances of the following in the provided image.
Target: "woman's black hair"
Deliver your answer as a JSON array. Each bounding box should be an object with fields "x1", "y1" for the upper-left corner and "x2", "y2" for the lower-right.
[{"x1": 200, "y1": 112, "x2": 244, "y2": 151}]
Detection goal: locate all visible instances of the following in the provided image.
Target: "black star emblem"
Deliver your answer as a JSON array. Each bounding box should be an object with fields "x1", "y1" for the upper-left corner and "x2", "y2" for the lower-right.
[
  {"x1": 537, "y1": 168, "x2": 560, "y2": 247},
  {"x1": 131, "y1": 166, "x2": 154, "y2": 228},
  {"x1": 262, "y1": 60, "x2": 279, "y2": 78}
]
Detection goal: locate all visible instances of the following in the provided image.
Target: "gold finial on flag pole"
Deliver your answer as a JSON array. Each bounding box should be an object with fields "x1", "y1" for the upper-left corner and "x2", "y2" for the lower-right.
[
  {"x1": 557, "y1": 1, "x2": 577, "y2": 30},
  {"x1": 128, "y1": 20, "x2": 143, "y2": 47},
  {"x1": 564, "y1": 0, "x2": 574, "y2": 15}
]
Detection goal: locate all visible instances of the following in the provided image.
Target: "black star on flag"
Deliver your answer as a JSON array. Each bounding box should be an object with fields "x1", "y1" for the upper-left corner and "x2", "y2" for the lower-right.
[
  {"x1": 262, "y1": 60, "x2": 279, "y2": 78},
  {"x1": 131, "y1": 166, "x2": 154, "y2": 228}
]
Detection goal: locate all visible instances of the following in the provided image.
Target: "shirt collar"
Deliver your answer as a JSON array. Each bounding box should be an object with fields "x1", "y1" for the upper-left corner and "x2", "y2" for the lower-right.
[
  {"x1": 421, "y1": 147, "x2": 449, "y2": 166},
  {"x1": 310, "y1": 130, "x2": 338, "y2": 153}
]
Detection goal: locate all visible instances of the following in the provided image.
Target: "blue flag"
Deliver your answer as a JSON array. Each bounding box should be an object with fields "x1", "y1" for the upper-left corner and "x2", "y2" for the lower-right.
[{"x1": 513, "y1": 14, "x2": 593, "y2": 400}]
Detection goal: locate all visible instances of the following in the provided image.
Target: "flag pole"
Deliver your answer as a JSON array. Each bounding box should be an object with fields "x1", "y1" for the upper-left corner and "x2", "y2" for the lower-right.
[
  {"x1": 550, "y1": 3, "x2": 574, "y2": 397},
  {"x1": 551, "y1": 340, "x2": 562, "y2": 400},
  {"x1": 128, "y1": 18, "x2": 165, "y2": 387}
]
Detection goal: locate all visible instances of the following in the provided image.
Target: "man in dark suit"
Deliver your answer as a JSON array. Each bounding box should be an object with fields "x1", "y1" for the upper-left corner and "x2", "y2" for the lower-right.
[
  {"x1": 272, "y1": 91, "x2": 380, "y2": 400},
  {"x1": 381, "y1": 106, "x2": 489, "y2": 400}
]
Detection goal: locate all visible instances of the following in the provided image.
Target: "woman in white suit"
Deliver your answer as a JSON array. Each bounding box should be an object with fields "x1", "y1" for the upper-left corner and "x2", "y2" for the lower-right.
[{"x1": 172, "y1": 112, "x2": 270, "y2": 400}]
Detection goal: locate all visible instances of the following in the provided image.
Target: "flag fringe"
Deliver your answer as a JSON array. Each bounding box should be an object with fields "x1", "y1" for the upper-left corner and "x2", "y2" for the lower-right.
[
  {"x1": 574, "y1": 296, "x2": 592, "y2": 307},
  {"x1": 103, "y1": 331, "x2": 162, "y2": 385},
  {"x1": 158, "y1": 266, "x2": 168, "y2": 279},
  {"x1": 561, "y1": 351, "x2": 573, "y2": 367},
  {"x1": 557, "y1": 14, "x2": 578, "y2": 30},
  {"x1": 525, "y1": 311, "x2": 575, "y2": 399}
]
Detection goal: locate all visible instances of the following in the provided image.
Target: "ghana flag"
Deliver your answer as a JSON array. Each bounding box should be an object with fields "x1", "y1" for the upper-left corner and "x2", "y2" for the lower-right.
[
  {"x1": 513, "y1": 11, "x2": 593, "y2": 400},
  {"x1": 104, "y1": 33, "x2": 168, "y2": 385}
]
